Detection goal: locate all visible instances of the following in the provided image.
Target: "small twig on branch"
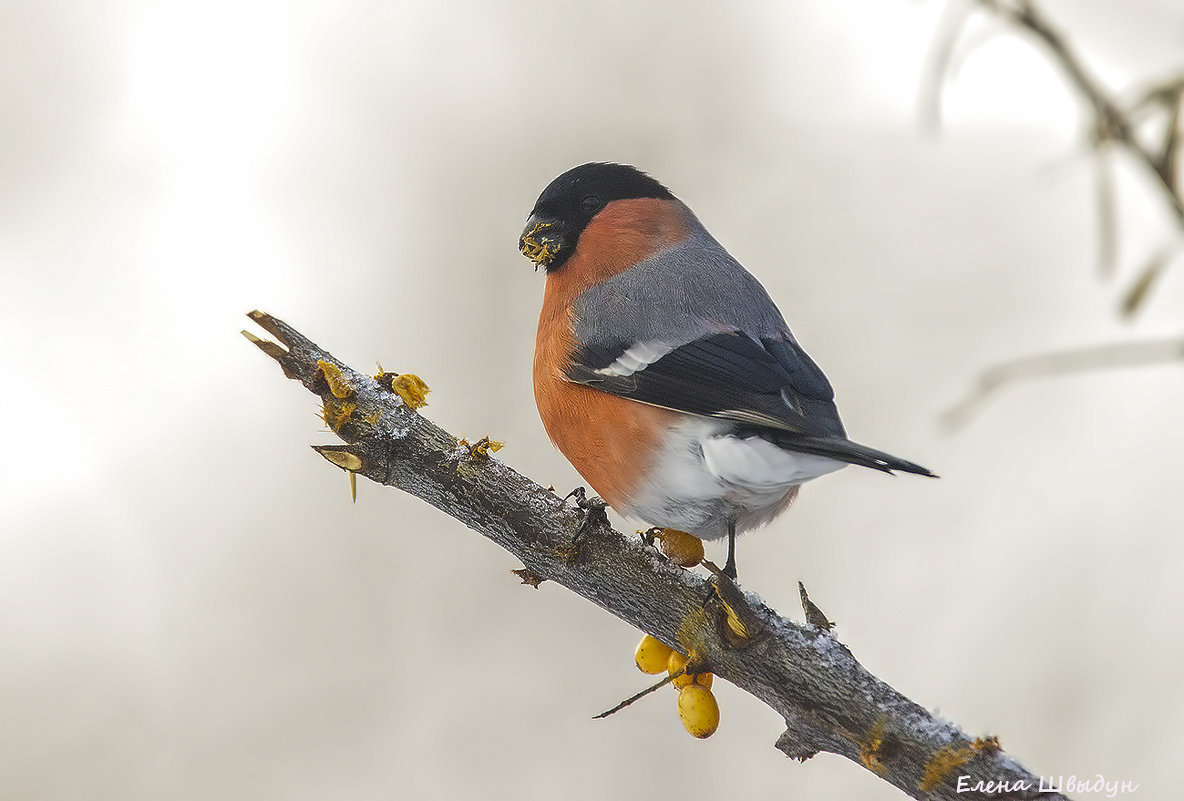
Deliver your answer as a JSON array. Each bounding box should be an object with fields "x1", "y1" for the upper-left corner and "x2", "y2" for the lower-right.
[
  {"x1": 245, "y1": 310, "x2": 1069, "y2": 801},
  {"x1": 593, "y1": 671, "x2": 681, "y2": 720}
]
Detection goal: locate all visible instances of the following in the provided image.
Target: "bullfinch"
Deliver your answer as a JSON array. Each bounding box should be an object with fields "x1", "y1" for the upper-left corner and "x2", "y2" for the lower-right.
[{"x1": 520, "y1": 162, "x2": 934, "y2": 578}]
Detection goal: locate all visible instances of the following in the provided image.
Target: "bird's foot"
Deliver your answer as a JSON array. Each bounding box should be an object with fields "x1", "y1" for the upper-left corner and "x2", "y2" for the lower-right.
[
  {"x1": 722, "y1": 521, "x2": 739, "y2": 580},
  {"x1": 559, "y1": 486, "x2": 608, "y2": 560}
]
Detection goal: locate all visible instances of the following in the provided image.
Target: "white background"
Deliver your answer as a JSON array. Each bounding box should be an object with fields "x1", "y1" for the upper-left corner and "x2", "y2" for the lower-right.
[{"x1": 2, "y1": 1, "x2": 1182, "y2": 798}]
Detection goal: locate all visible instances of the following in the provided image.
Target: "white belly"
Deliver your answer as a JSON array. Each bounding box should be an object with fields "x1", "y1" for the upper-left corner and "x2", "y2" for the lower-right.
[{"x1": 620, "y1": 418, "x2": 846, "y2": 540}]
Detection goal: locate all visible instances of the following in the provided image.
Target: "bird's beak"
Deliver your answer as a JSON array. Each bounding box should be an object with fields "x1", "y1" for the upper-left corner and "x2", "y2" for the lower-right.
[{"x1": 519, "y1": 214, "x2": 565, "y2": 271}]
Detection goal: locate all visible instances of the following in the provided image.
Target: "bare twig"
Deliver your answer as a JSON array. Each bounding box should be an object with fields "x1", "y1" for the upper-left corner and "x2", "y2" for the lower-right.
[
  {"x1": 593, "y1": 671, "x2": 681, "y2": 719},
  {"x1": 246, "y1": 310, "x2": 1068, "y2": 800},
  {"x1": 942, "y1": 335, "x2": 1184, "y2": 429},
  {"x1": 919, "y1": 0, "x2": 976, "y2": 134},
  {"x1": 1093, "y1": 146, "x2": 1118, "y2": 278},
  {"x1": 1121, "y1": 246, "x2": 1182, "y2": 319}
]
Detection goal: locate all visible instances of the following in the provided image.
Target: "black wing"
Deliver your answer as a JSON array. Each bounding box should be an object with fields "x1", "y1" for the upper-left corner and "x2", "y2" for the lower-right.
[{"x1": 567, "y1": 331, "x2": 935, "y2": 476}]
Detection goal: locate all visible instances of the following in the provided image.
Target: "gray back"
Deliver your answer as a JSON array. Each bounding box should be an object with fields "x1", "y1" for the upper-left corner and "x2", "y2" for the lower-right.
[{"x1": 570, "y1": 203, "x2": 792, "y2": 349}]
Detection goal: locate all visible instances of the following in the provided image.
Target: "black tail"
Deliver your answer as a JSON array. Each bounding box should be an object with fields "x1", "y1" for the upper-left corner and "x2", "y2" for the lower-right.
[{"x1": 768, "y1": 433, "x2": 937, "y2": 477}]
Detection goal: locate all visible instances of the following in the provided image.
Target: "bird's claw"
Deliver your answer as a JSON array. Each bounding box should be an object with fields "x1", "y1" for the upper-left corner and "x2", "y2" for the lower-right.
[
  {"x1": 562, "y1": 486, "x2": 592, "y2": 506},
  {"x1": 563, "y1": 486, "x2": 608, "y2": 546}
]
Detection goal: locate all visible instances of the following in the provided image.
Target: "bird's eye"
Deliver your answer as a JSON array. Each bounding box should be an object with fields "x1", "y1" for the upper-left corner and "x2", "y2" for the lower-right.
[{"x1": 581, "y1": 195, "x2": 603, "y2": 213}]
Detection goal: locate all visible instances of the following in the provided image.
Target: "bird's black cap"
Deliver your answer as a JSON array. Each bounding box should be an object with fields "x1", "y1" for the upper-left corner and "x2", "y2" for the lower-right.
[{"x1": 520, "y1": 163, "x2": 676, "y2": 271}]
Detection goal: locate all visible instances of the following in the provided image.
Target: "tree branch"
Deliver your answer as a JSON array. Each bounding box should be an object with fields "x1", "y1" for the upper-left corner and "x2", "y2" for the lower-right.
[{"x1": 245, "y1": 310, "x2": 1069, "y2": 801}]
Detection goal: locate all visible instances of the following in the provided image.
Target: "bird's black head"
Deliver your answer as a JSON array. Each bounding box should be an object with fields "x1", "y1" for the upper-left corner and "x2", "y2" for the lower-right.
[{"x1": 519, "y1": 162, "x2": 676, "y2": 272}]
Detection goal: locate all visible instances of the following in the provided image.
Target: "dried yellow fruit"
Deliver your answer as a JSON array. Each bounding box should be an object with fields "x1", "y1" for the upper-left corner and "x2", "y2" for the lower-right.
[
  {"x1": 652, "y1": 528, "x2": 704, "y2": 567},
  {"x1": 317, "y1": 360, "x2": 356, "y2": 399},
  {"x1": 668, "y1": 650, "x2": 712, "y2": 690},
  {"x1": 677, "y1": 684, "x2": 720, "y2": 739},
  {"x1": 634, "y1": 634, "x2": 673, "y2": 675},
  {"x1": 321, "y1": 399, "x2": 356, "y2": 432},
  {"x1": 673, "y1": 671, "x2": 714, "y2": 691},
  {"x1": 667, "y1": 649, "x2": 688, "y2": 677},
  {"x1": 388, "y1": 373, "x2": 430, "y2": 410},
  {"x1": 467, "y1": 435, "x2": 504, "y2": 459}
]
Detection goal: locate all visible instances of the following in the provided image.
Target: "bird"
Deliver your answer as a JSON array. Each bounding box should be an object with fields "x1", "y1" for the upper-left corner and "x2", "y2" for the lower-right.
[{"x1": 519, "y1": 162, "x2": 934, "y2": 579}]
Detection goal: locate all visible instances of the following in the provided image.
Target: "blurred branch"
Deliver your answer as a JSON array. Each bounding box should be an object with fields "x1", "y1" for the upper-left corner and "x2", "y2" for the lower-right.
[
  {"x1": 942, "y1": 335, "x2": 1184, "y2": 429},
  {"x1": 919, "y1": 0, "x2": 978, "y2": 133},
  {"x1": 245, "y1": 310, "x2": 1068, "y2": 801},
  {"x1": 926, "y1": 0, "x2": 1184, "y2": 309},
  {"x1": 925, "y1": 1, "x2": 1184, "y2": 427}
]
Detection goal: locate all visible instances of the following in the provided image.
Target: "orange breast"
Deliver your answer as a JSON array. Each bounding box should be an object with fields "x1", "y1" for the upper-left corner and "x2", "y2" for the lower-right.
[
  {"x1": 533, "y1": 323, "x2": 679, "y2": 510},
  {"x1": 532, "y1": 198, "x2": 687, "y2": 510}
]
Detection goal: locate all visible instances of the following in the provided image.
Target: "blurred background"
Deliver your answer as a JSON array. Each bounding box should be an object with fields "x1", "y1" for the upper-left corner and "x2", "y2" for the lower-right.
[{"x1": 2, "y1": 1, "x2": 1182, "y2": 798}]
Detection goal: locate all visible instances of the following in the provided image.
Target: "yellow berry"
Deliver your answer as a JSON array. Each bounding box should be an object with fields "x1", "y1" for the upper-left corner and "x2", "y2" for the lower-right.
[
  {"x1": 634, "y1": 635, "x2": 674, "y2": 675},
  {"x1": 670, "y1": 654, "x2": 714, "y2": 690},
  {"x1": 654, "y1": 529, "x2": 704, "y2": 567},
  {"x1": 677, "y1": 684, "x2": 720, "y2": 739},
  {"x1": 668, "y1": 649, "x2": 713, "y2": 687},
  {"x1": 673, "y1": 671, "x2": 714, "y2": 690},
  {"x1": 667, "y1": 649, "x2": 688, "y2": 678},
  {"x1": 684, "y1": 671, "x2": 714, "y2": 690}
]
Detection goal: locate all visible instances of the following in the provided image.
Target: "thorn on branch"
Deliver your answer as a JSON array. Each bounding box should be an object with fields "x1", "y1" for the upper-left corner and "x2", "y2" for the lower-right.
[
  {"x1": 511, "y1": 567, "x2": 547, "y2": 588},
  {"x1": 241, "y1": 328, "x2": 290, "y2": 363},
  {"x1": 798, "y1": 582, "x2": 835, "y2": 632},
  {"x1": 314, "y1": 445, "x2": 366, "y2": 502}
]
